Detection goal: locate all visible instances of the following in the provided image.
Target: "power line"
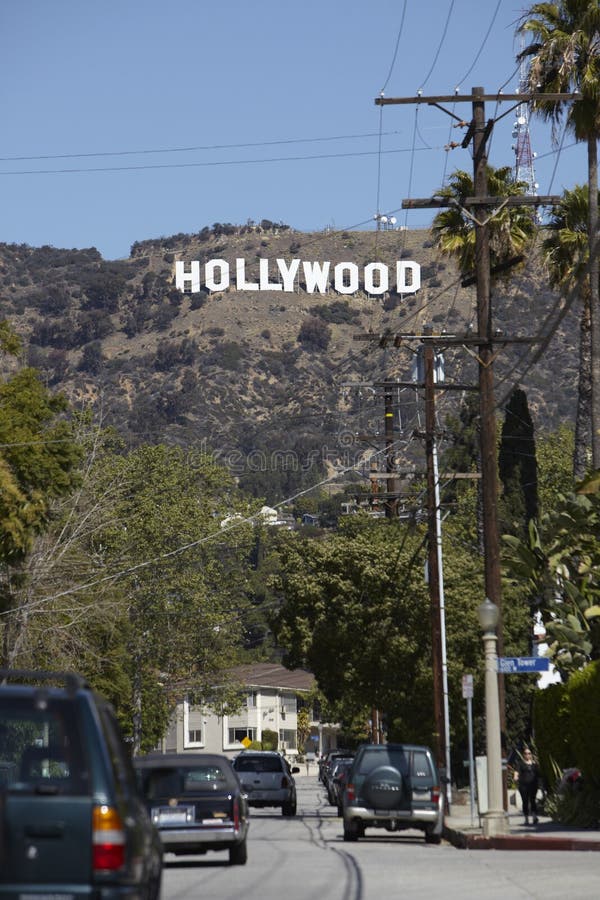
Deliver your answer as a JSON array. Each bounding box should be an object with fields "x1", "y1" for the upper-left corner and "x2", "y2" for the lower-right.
[
  {"x1": 379, "y1": 0, "x2": 409, "y2": 95},
  {"x1": 0, "y1": 130, "x2": 404, "y2": 163},
  {"x1": 454, "y1": 0, "x2": 504, "y2": 89},
  {"x1": 417, "y1": 0, "x2": 456, "y2": 92},
  {"x1": 0, "y1": 438, "x2": 411, "y2": 619},
  {"x1": 0, "y1": 144, "x2": 442, "y2": 177}
]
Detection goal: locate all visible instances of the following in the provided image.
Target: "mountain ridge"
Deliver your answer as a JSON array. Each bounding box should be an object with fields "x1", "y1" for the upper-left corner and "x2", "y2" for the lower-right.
[{"x1": 0, "y1": 224, "x2": 579, "y2": 502}]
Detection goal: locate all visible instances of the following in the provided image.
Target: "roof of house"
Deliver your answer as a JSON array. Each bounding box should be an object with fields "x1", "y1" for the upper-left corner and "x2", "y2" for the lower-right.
[{"x1": 228, "y1": 663, "x2": 315, "y2": 693}]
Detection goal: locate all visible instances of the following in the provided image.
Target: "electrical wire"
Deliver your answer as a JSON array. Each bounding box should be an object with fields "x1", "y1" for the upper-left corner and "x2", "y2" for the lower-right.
[
  {"x1": 0, "y1": 145, "x2": 442, "y2": 177},
  {"x1": 0, "y1": 436, "x2": 414, "y2": 619},
  {"x1": 454, "y1": 0, "x2": 504, "y2": 89},
  {"x1": 0, "y1": 131, "x2": 404, "y2": 164},
  {"x1": 379, "y1": 0, "x2": 409, "y2": 95},
  {"x1": 417, "y1": 0, "x2": 456, "y2": 92}
]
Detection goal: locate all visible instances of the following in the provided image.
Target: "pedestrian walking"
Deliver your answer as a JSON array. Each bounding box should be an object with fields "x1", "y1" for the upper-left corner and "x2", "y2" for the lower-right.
[{"x1": 514, "y1": 747, "x2": 540, "y2": 825}]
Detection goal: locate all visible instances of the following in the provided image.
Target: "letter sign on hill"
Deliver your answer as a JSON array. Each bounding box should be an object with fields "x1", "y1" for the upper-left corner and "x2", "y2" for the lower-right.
[{"x1": 175, "y1": 258, "x2": 421, "y2": 296}]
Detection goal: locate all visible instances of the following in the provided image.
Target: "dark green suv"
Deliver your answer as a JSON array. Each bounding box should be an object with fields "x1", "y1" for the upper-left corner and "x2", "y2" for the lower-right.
[
  {"x1": 342, "y1": 743, "x2": 444, "y2": 844},
  {"x1": 0, "y1": 669, "x2": 163, "y2": 899}
]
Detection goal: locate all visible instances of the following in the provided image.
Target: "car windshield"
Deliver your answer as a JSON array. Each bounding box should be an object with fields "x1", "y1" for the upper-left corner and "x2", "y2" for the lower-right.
[{"x1": 234, "y1": 756, "x2": 283, "y2": 773}]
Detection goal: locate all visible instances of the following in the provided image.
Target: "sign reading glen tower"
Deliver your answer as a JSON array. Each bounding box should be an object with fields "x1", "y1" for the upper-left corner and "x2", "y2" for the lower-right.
[{"x1": 175, "y1": 258, "x2": 421, "y2": 296}]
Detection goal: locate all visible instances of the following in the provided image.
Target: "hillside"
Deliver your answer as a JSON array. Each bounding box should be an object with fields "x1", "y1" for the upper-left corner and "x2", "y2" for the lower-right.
[{"x1": 0, "y1": 223, "x2": 579, "y2": 503}]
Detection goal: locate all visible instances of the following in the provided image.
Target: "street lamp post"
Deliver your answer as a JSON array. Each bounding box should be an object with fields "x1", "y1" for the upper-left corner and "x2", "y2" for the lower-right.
[{"x1": 478, "y1": 597, "x2": 509, "y2": 837}]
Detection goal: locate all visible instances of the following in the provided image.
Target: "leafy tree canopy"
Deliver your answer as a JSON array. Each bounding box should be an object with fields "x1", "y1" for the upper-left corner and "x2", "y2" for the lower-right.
[
  {"x1": 0, "y1": 322, "x2": 82, "y2": 567},
  {"x1": 431, "y1": 166, "x2": 536, "y2": 277},
  {"x1": 503, "y1": 473, "x2": 600, "y2": 679}
]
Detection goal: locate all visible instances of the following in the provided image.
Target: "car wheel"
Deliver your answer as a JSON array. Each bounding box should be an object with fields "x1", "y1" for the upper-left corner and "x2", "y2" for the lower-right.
[
  {"x1": 425, "y1": 828, "x2": 442, "y2": 845},
  {"x1": 336, "y1": 803, "x2": 343, "y2": 817},
  {"x1": 229, "y1": 840, "x2": 248, "y2": 865},
  {"x1": 362, "y1": 765, "x2": 405, "y2": 810},
  {"x1": 146, "y1": 858, "x2": 162, "y2": 900},
  {"x1": 282, "y1": 800, "x2": 296, "y2": 816},
  {"x1": 343, "y1": 820, "x2": 364, "y2": 842}
]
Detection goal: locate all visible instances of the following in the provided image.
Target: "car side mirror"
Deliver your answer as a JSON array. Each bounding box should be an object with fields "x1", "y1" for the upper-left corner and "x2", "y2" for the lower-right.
[{"x1": 291, "y1": 766, "x2": 300, "y2": 774}]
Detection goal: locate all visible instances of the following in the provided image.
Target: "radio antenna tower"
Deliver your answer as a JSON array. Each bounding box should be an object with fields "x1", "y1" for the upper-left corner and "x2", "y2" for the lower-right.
[{"x1": 512, "y1": 42, "x2": 538, "y2": 195}]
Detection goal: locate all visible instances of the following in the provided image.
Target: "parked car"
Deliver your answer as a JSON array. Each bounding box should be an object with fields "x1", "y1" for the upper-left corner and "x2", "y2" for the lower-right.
[
  {"x1": 329, "y1": 758, "x2": 354, "y2": 815},
  {"x1": 0, "y1": 668, "x2": 163, "y2": 898},
  {"x1": 319, "y1": 748, "x2": 352, "y2": 784},
  {"x1": 134, "y1": 752, "x2": 249, "y2": 865},
  {"x1": 233, "y1": 751, "x2": 299, "y2": 816},
  {"x1": 324, "y1": 756, "x2": 354, "y2": 803},
  {"x1": 342, "y1": 743, "x2": 444, "y2": 844}
]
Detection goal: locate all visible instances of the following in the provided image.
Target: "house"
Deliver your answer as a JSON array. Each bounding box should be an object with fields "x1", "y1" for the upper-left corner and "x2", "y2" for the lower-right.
[{"x1": 161, "y1": 663, "x2": 340, "y2": 760}]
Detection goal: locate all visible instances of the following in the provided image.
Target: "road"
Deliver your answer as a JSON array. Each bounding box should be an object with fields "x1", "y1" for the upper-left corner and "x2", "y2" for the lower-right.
[{"x1": 161, "y1": 775, "x2": 600, "y2": 900}]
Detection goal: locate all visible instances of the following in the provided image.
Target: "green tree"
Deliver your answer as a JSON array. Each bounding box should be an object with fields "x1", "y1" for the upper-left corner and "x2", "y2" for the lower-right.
[
  {"x1": 272, "y1": 512, "x2": 532, "y2": 762},
  {"x1": 431, "y1": 166, "x2": 536, "y2": 276},
  {"x1": 503, "y1": 473, "x2": 600, "y2": 680},
  {"x1": 542, "y1": 184, "x2": 598, "y2": 476},
  {"x1": 0, "y1": 323, "x2": 83, "y2": 662},
  {"x1": 519, "y1": 1, "x2": 600, "y2": 467},
  {"x1": 0, "y1": 429, "x2": 258, "y2": 750},
  {"x1": 536, "y1": 424, "x2": 575, "y2": 512},
  {"x1": 296, "y1": 707, "x2": 311, "y2": 753},
  {"x1": 498, "y1": 387, "x2": 539, "y2": 536},
  {"x1": 91, "y1": 444, "x2": 256, "y2": 752}
]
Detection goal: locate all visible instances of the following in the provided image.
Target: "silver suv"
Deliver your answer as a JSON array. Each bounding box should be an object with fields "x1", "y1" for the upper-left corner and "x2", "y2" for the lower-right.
[
  {"x1": 342, "y1": 743, "x2": 444, "y2": 843},
  {"x1": 233, "y1": 751, "x2": 299, "y2": 816}
]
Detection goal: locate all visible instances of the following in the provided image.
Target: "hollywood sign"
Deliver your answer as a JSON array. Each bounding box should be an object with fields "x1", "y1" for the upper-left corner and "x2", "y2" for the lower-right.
[{"x1": 175, "y1": 258, "x2": 421, "y2": 296}]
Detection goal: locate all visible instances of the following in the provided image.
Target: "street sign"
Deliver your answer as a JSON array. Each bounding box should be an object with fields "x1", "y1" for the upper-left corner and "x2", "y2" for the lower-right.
[
  {"x1": 462, "y1": 674, "x2": 474, "y2": 698},
  {"x1": 497, "y1": 656, "x2": 549, "y2": 674}
]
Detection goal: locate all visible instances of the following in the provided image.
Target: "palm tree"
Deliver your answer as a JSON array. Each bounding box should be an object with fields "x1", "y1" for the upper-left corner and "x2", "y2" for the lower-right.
[
  {"x1": 543, "y1": 184, "x2": 597, "y2": 476},
  {"x1": 518, "y1": 1, "x2": 600, "y2": 469},
  {"x1": 432, "y1": 164, "x2": 537, "y2": 551},
  {"x1": 432, "y1": 166, "x2": 536, "y2": 274}
]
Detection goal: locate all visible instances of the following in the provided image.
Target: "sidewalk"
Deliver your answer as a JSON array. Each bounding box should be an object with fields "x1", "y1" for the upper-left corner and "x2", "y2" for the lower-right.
[{"x1": 444, "y1": 803, "x2": 600, "y2": 851}]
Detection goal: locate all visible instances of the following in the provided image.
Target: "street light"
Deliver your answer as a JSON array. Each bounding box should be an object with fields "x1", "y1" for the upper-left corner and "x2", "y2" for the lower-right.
[{"x1": 477, "y1": 597, "x2": 509, "y2": 837}]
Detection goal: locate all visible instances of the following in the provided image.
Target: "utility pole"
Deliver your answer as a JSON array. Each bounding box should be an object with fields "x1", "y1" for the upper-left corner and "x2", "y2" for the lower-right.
[
  {"x1": 384, "y1": 383, "x2": 398, "y2": 519},
  {"x1": 423, "y1": 336, "x2": 446, "y2": 781},
  {"x1": 348, "y1": 355, "x2": 475, "y2": 789},
  {"x1": 471, "y1": 87, "x2": 504, "y2": 665},
  {"x1": 374, "y1": 85, "x2": 573, "y2": 798}
]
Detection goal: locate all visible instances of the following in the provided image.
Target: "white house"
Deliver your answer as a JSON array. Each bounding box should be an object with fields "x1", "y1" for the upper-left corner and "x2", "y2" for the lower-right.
[{"x1": 160, "y1": 663, "x2": 340, "y2": 760}]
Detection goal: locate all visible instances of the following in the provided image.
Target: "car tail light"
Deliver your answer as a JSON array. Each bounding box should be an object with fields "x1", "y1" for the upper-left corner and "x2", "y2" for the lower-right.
[
  {"x1": 92, "y1": 804, "x2": 126, "y2": 872},
  {"x1": 431, "y1": 787, "x2": 440, "y2": 804},
  {"x1": 346, "y1": 782, "x2": 355, "y2": 802},
  {"x1": 233, "y1": 796, "x2": 240, "y2": 830},
  {"x1": 281, "y1": 775, "x2": 290, "y2": 789}
]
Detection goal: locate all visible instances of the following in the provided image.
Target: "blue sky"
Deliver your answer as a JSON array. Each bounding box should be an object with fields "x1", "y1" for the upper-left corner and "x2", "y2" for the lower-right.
[{"x1": 0, "y1": 1, "x2": 588, "y2": 260}]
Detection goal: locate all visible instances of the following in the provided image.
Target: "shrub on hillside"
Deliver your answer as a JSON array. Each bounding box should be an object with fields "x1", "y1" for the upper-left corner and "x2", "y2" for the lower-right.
[{"x1": 298, "y1": 316, "x2": 331, "y2": 351}]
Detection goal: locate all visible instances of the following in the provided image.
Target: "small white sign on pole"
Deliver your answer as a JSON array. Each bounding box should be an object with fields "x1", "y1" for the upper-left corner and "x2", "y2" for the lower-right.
[
  {"x1": 462, "y1": 674, "x2": 474, "y2": 698},
  {"x1": 463, "y1": 673, "x2": 476, "y2": 824}
]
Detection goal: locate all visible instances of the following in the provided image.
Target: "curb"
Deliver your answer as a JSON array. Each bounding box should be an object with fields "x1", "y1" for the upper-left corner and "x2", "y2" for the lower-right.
[{"x1": 443, "y1": 823, "x2": 600, "y2": 851}]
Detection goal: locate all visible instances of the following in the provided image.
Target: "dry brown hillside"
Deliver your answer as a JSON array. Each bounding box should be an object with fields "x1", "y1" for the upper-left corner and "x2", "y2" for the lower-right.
[{"x1": 0, "y1": 223, "x2": 579, "y2": 502}]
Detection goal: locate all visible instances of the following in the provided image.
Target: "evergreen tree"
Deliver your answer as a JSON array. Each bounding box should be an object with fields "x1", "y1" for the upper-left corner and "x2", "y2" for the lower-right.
[{"x1": 498, "y1": 388, "x2": 539, "y2": 536}]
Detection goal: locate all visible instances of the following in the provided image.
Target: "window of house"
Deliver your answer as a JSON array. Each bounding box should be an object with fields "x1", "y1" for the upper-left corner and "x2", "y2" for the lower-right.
[
  {"x1": 228, "y1": 727, "x2": 256, "y2": 744},
  {"x1": 279, "y1": 729, "x2": 297, "y2": 750},
  {"x1": 247, "y1": 691, "x2": 258, "y2": 708},
  {"x1": 183, "y1": 700, "x2": 204, "y2": 749},
  {"x1": 281, "y1": 694, "x2": 297, "y2": 713}
]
